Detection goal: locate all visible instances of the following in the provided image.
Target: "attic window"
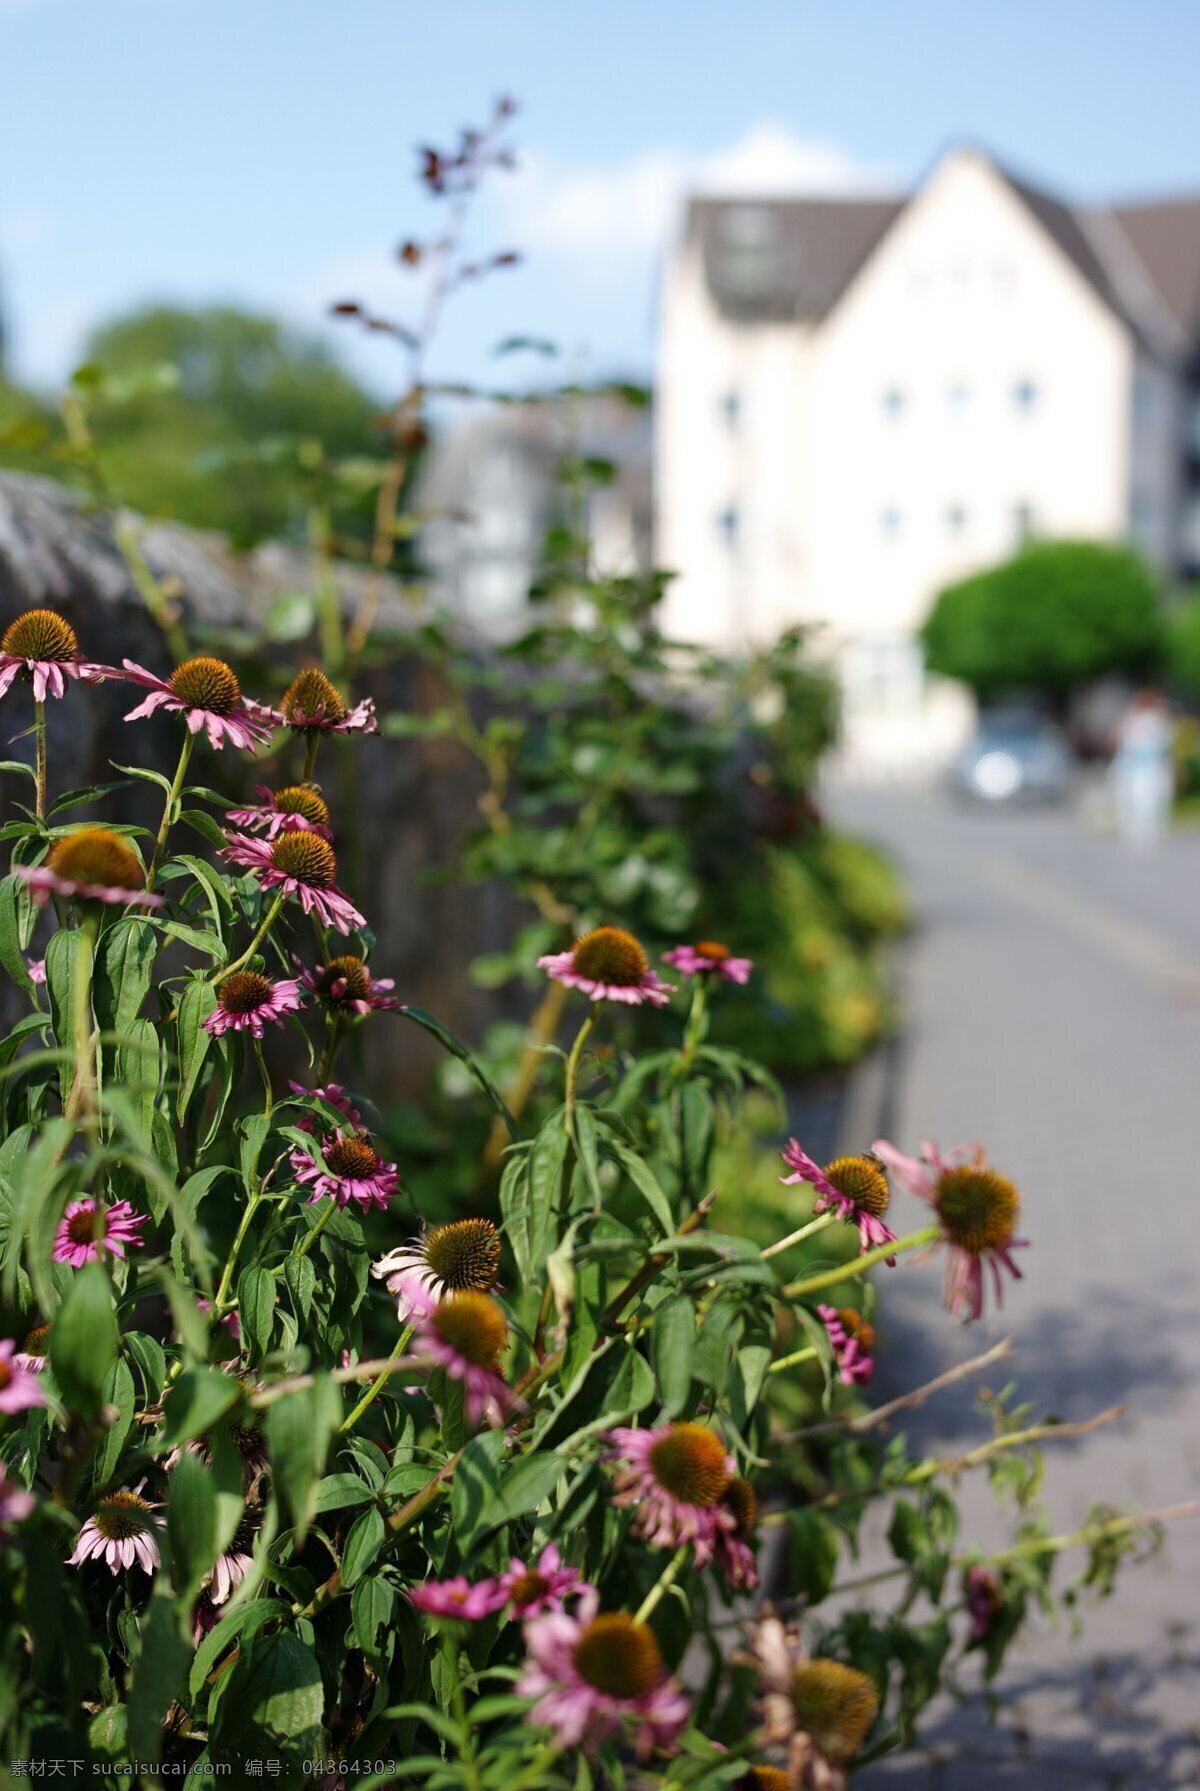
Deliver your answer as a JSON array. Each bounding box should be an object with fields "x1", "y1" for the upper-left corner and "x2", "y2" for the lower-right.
[
  {"x1": 1012, "y1": 378, "x2": 1040, "y2": 413},
  {"x1": 716, "y1": 205, "x2": 781, "y2": 304}
]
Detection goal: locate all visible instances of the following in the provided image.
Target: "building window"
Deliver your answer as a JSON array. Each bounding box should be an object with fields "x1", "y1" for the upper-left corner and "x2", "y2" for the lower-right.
[
  {"x1": 946, "y1": 380, "x2": 971, "y2": 415},
  {"x1": 880, "y1": 506, "x2": 903, "y2": 539},
  {"x1": 718, "y1": 388, "x2": 741, "y2": 430},
  {"x1": 945, "y1": 503, "x2": 968, "y2": 537},
  {"x1": 1012, "y1": 378, "x2": 1039, "y2": 414},
  {"x1": 715, "y1": 506, "x2": 739, "y2": 548},
  {"x1": 1013, "y1": 502, "x2": 1036, "y2": 544},
  {"x1": 881, "y1": 386, "x2": 906, "y2": 419}
]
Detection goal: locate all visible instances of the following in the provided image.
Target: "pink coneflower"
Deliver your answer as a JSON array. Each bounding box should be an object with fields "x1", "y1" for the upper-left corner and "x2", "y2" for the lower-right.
[
  {"x1": 222, "y1": 829, "x2": 366, "y2": 936},
  {"x1": 290, "y1": 1125, "x2": 399, "y2": 1212},
  {"x1": 372, "y1": 1217, "x2": 502, "y2": 1322},
  {"x1": 68, "y1": 1484, "x2": 163, "y2": 1575},
  {"x1": 0, "y1": 608, "x2": 106, "y2": 702},
  {"x1": 817, "y1": 1305, "x2": 875, "y2": 1388},
  {"x1": 18, "y1": 827, "x2": 164, "y2": 910},
  {"x1": 0, "y1": 1463, "x2": 34, "y2": 1533},
  {"x1": 780, "y1": 1144, "x2": 898, "y2": 1261},
  {"x1": 518, "y1": 1589, "x2": 689, "y2": 1760},
  {"x1": 226, "y1": 783, "x2": 333, "y2": 839},
  {"x1": 871, "y1": 1138, "x2": 1028, "y2": 1323},
  {"x1": 203, "y1": 971, "x2": 304, "y2": 1039},
  {"x1": 26, "y1": 956, "x2": 46, "y2": 986},
  {"x1": 0, "y1": 1338, "x2": 45, "y2": 1415},
  {"x1": 289, "y1": 1081, "x2": 363, "y2": 1131},
  {"x1": 409, "y1": 1575, "x2": 509, "y2": 1620},
  {"x1": 53, "y1": 1198, "x2": 149, "y2": 1267},
  {"x1": 117, "y1": 656, "x2": 274, "y2": 752},
  {"x1": 963, "y1": 1565, "x2": 1004, "y2": 1645},
  {"x1": 607, "y1": 1421, "x2": 735, "y2": 1565},
  {"x1": 746, "y1": 1617, "x2": 880, "y2": 1791},
  {"x1": 714, "y1": 1476, "x2": 760, "y2": 1594},
  {"x1": 203, "y1": 1513, "x2": 258, "y2": 1606},
  {"x1": 499, "y1": 1545, "x2": 588, "y2": 1617},
  {"x1": 538, "y1": 926, "x2": 674, "y2": 1007},
  {"x1": 408, "y1": 1285, "x2": 511, "y2": 1428},
  {"x1": 14, "y1": 1320, "x2": 50, "y2": 1373},
  {"x1": 663, "y1": 940, "x2": 753, "y2": 984},
  {"x1": 278, "y1": 666, "x2": 376, "y2": 735},
  {"x1": 298, "y1": 953, "x2": 400, "y2": 1014}
]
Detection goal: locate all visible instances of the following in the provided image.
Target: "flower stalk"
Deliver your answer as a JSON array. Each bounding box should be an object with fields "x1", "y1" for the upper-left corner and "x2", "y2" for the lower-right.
[
  {"x1": 761, "y1": 1208, "x2": 839, "y2": 1260},
  {"x1": 145, "y1": 730, "x2": 196, "y2": 893},
  {"x1": 778, "y1": 1226, "x2": 940, "y2": 1300}
]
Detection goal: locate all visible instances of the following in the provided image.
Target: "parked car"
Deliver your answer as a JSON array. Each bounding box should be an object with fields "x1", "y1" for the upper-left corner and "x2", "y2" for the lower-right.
[{"x1": 948, "y1": 712, "x2": 1071, "y2": 805}]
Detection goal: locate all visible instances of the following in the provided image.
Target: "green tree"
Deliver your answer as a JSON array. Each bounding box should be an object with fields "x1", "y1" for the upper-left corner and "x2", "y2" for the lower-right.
[
  {"x1": 1165, "y1": 589, "x2": 1200, "y2": 700},
  {"x1": 76, "y1": 305, "x2": 381, "y2": 545},
  {"x1": 921, "y1": 541, "x2": 1162, "y2": 704}
]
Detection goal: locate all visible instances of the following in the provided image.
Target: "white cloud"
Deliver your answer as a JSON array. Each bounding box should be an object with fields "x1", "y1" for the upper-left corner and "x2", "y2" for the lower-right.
[{"x1": 498, "y1": 122, "x2": 901, "y2": 279}]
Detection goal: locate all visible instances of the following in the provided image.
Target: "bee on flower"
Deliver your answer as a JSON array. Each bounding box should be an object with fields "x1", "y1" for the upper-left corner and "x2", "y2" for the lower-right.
[
  {"x1": 780, "y1": 1144, "x2": 898, "y2": 1259},
  {"x1": 299, "y1": 952, "x2": 400, "y2": 1014}
]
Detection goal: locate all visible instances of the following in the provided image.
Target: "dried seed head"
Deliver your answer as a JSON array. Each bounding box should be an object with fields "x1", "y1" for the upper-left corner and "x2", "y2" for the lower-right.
[
  {"x1": 570, "y1": 925, "x2": 649, "y2": 986},
  {"x1": 737, "y1": 1770, "x2": 791, "y2": 1791},
  {"x1": 571, "y1": 1613, "x2": 662, "y2": 1699},
  {"x1": 314, "y1": 955, "x2": 370, "y2": 1001},
  {"x1": 47, "y1": 827, "x2": 144, "y2": 892},
  {"x1": 935, "y1": 1165, "x2": 1020, "y2": 1255},
  {"x1": 281, "y1": 667, "x2": 348, "y2": 726},
  {"x1": 430, "y1": 1291, "x2": 508, "y2": 1368},
  {"x1": 824, "y1": 1155, "x2": 891, "y2": 1218},
  {"x1": 168, "y1": 656, "x2": 240, "y2": 716},
  {"x1": 425, "y1": 1218, "x2": 501, "y2": 1293},
  {"x1": 790, "y1": 1660, "x2": 879, "y2": 1764},
  {"x1": 273, "y1": 785, "x2": 331, "y2": 828},
  {"x1": 648, "y1": 1422, "x2": 731, "y2": 1509},
  {"x1": 217, "y1": 971, "x2": 274, "y2": 1015},
  {"x1": 1, "y1": 608, "x2": 78, "y2": 663},
  {"x1": 270, "y1": 830, "x2": 337, "y2": 889},
  {"x1": 324, "y1": 1134, "x2": 379, "y2": 1179}
]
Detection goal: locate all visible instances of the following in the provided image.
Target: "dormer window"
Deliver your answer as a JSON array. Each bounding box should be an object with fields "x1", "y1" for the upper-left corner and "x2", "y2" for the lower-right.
[{"x1": 1012, "y1": 378, "x2": 1039, "y2": 414}]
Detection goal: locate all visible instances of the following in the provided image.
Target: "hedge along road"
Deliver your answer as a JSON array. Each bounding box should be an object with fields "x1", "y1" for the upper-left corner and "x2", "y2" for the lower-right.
[{"x1": 832, "y1": 788, "x2": 1200, "y2": 1791}]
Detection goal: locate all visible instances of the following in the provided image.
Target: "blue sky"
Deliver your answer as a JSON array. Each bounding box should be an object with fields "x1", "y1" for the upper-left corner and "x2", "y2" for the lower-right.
[{"x1": 2, "y1": 0, "x2": 1198, "y2": 398}]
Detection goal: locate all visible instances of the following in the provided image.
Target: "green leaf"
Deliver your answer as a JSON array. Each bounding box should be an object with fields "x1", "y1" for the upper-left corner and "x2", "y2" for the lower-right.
[
  {"x1": 188, "y1": 1597, "x2": 288, "y2": 1700},
  {"x1": 128, "y1": 1583, "x2": 192, "y2": 1764},
  {"x1": 93, "y1": 918, "x2": 157, "y2": 1034},
  {"x1": 396, "y1": 1004, "x2": 517, "y2": 1137},
  {"x1": 169, "y1": 1451, "x2": 218, "y2": 1598},
  {"x1": 265, "y1": 1378, "x2": 339, "y2": 1542},
  {"x1": 93, "y1": 1358, "x2": 136, "y2": 1490},
  {"x1": 0, "y1": 872, "x2": 36, "y2": 991},
  {"x1": 650, "y1": 1298, "x2": 694, "y2": 1417},
  {"x1": 125, "y1": 1331, "x2": 167, "y2": 1403},
  {"x1": 313, "y1": 1472, "x2": 377, "y2": 1513},
  {"x1": 451, "y1": 1429, "x2": 508, "y2": 1557},
  {"x1": 489, "y1": 1451, "x2": 564, "y2": 1528},
  {"x1": 788, "y1": 1509, "x2": 840, "y2": 1604},
  {"x1": 160, "y1": 1367, "x2": 239, "y2": 1446},
  {"x1": 283, "y1": 1254, "x2": 315, "y2": 1322},
  {"x1": 340, "y1": 1506, "x2": 385, "y2": 1588},
  {"x1": 607, "y1": 1140, "x2": 673, "y2": 1235},
  {"x1": 222, "y1": 1632, "x2": 324, "y2": 1751},
  {"x1": 50, "y1": 1262, "x2": 118, "y2": 1418},
  {"x1": 237, "y1": 1265, "x2": 276, "y2": 1361},
  {"x1": 176, "y1": 978, "x2": 217, "y2": 1121},
  {"x1": 44, "y1": 925, "x2": 80, "y2": 1055},
  {"x1": 155, "y1": 1267, "x2": 210, "y2": 1361},
  {"x1": 351, "y1": 1576, "x2": 396, "y2": 1661},
  {"x1": 170, "y1": 1166, "x2": 228, "y2": 1278}
]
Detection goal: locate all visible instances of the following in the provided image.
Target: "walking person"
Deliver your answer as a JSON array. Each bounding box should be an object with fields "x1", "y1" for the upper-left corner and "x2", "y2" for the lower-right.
[{"x1": 1111, "y1": 688, "x2": 1173, "y2": 849}]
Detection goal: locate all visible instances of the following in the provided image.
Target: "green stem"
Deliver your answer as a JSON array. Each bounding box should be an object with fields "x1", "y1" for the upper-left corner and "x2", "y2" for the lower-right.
[
  {"x1": 210, "y1": 890, "x2": 287, "y2": 984},
  {"x1": 444, "y1": 1632, "x2": 482, "y2": 1791},
  {"x1": 675, "y1": 977, "x2": 708, "y2": 1076},
  {"x1": 634, "y1": 1544, "x2": 689, "y2": 1624},
  {"x1": 289, "y1": 1195, "x2": 339, "y2": 1265},
  {"x1": 34, "y1": 697, "x2": 47, "y2": 822},
  {"x1": 316, "y1": 1012, "x2": 342, "y2": 1085},
  {"x1": 563, "y1": 1011, "x2": 597, "y2": 1123},
  {"x1": 145, "y1": 730, "x2": 196, "y2": 894},
  {"x1": 779, "y1": 1226, "x2": 940, "y2": 1301},
  {"x1": 761, "y1": 1209, "x2": 839, "y2": 1261},
  {"x1": 506, "y1": 1747, "x2": 566, "y2": 1791},
  {"x1": 302, "y1": 732, "x2": 319, "y2": 782},
  {"x1": 213, "y1": 1190, "x2": 265, "y2": 1313},
  {"x1": 64, "y1": 913, "x2": 98, "y2": 1121},
  {"x1": 252, "y1": 1036, "x2": 274, "y2": 1120},
  {"x1": 340, "y1": 1328, "x2": 413, "y2": 1433},
  {"x1": 768, "y1": 1344, "x2": 819, "y2": 1376}
]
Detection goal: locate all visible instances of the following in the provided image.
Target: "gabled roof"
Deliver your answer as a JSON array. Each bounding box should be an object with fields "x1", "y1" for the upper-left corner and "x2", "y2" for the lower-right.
[{"x1": 1107, "y1": 196, "x2": 1200, "y2": 346}]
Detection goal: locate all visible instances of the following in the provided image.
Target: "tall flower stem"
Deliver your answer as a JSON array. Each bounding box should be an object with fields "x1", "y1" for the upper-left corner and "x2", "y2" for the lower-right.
[
  {"x1": 289, "y1": 1196, "x2": 339, "y2": 1266},
  {"x1": 316, "y1": 1012, "x2": 342, "y2": 1085},
  {"x1": 778, "y1": 1226, "x2": 940, "y2": 1301},
  {"x1": 675, "y1": 978, "x2": 708, "y2": 1076},
  {"x1": 252, "y1": 1036, "x2": 274, "y2": 1120},
  {"x1": 34, "y1": 697, "x2": 48, "y2": 822},
  {"x1": 210, "y1": 891, "x2": 287, "y2": 985},
  {"x1": 339, "y1": 1327, "x2": 414, "y2": 1434},
  {"x1": 302, "y1": 732, "x2": 320, "y2": 782},
  {"x1": 213, "y1": 1190, "x2": 265, "y2": 1313},
  {"x1": 762, "y1": 1210, "x2": 839, "y2": 1261},
  {"x1": 768, "y1": 1344, "x2": 819, "y2": 1376},
  {"x1": 145, "y1": 731, "x2": 196, "y2": 893},
  {"x1": 634, "y1": 1544, "x2": 689, "y2": 1624},
  {"x1": 64, "y1": 912, "x2": 99, "y2": 1122},
  {"x1": 563, "y1": 1011, "x2": 597, "y2": 1127}
]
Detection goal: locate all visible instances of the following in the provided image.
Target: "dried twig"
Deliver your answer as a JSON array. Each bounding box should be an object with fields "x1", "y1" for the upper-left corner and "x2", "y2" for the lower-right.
[{"x1": 778, "y1": 1336, "x2": 1015, "y2": 1444}]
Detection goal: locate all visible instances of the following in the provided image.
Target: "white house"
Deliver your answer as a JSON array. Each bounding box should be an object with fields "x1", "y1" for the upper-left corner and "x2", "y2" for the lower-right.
[{"x1": 656, "y1": 146, "x2": 1200, "y2": 777}]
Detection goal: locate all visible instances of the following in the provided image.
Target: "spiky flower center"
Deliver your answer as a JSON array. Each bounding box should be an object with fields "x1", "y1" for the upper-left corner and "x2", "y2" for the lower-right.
[
  {"x1": 270, "y1": 830, "x2": 337, "y2": 889},
  {"x1": 47, "y1": 827, "x2": 144, "y2": 892},
  {"x1": 273, "y1": 784, "x2": 330, "y2": 827},
  {"x1": 281, "y1": 667, "x2": 348, "y2": 725},
  {"x1": 1, "y1": 607, "x2": 78, "y2": 663},
  {"x1": 837, "y1": 1308, "x2": 876, "y2": 1352},
  {"x1": 93, "y1": 1490, "x2": 155, "y2": 1541},
  {"x1": 168, "y1": 656, "x2": 240, "y2": 716},
  {"x1": 21, "y1": 1322, "x2": 50, "y2": 1357},
  {"x1": 723, "y1": 1475, "x2": 759, "y2": 1540},
  {"x1": 570, "y1": 926, "x2": 649, "y2": 986},
  {"x1": 824, "y1": 1155, "x2": 891, "y2": 1218},
  {"x1": 738, "y1": 1770, "x2": 791, "y2": 1791},
  {"x1": 648, "y1": 1422, "x2": 730, "y2": 1509},
  {"x1": 572, "y1": 1614, "x2": 662, "y2": 1699},
  {"x1": 507, "y1": 1570, "x2": 550, "y2": 1606},
  {"x1": 695, "y1": 940, "x2": 731, "y2": 962},
  {"x1": 790, "y1": 1661, "x2": 879, "y2": 1764},
  {"x1": 218, "y1": 971, "x2": 274, "y2": 1016},
  {"x1": 430, "y1": 1291, "x2": 508, "y2": 1368},
  {"x1": 324, "y1": 1134, "x2": 380, "y2": 1179},
  {"x1": 425, "y1": 1218, "x2": 501, "y2": 1293},
  {"x1": 935, "y1": 1165, "x2": 1020, "y2": 1255},
  {"x1": 316, "y1": 955, "x2": 370, "y2": 1001},
  {"x1": 66, "y1": 1206, "x2": 103, "y2": 1245},
  {"x1": 229, "y1": 1420, "x2": 264, "y2": 1458}
]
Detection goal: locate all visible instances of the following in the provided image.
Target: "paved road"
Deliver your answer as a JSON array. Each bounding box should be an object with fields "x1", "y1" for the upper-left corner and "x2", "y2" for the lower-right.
[{"x1": 828, "y1": 791, "x2": 1200, "y2": 1790}]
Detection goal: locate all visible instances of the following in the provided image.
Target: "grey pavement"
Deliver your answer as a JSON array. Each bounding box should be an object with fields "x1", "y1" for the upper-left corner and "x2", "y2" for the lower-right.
[{"x1": 826, "y1": 789, "x2": 1200, "y2": 1790}]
